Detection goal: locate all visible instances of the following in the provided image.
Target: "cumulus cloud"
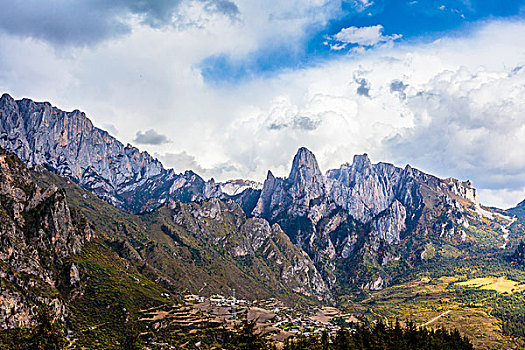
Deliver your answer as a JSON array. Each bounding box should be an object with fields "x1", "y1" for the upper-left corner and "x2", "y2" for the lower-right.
[
  {"x1": 262, "y1": 96, "x2": 323, "y2": 131},
  {"x1": 389, "y1": 79, "x2": 408, "y2": 99},
  {"x1": 1, "y1": 3, "x2": 525, "y2": 209},
  {"x1": 133, "y1": 129, "x2": 170, "y2": 145},
  {"x1": 331, "y1": 25, "x2": 402, "y2": 48},
  {"x1": 385, "y1": 65, "x2": 525, "y2": 193},
  {"x1": 159, "y1": 151, "x2": 239, "y2": 179}
]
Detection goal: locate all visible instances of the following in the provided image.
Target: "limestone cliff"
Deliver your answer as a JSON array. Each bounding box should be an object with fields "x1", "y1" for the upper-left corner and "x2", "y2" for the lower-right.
[
  {"x1": 0, "y1": 93, "x2": 208, "y2": 213},
  {"x1": 251, "y1": 147, "x2": 494, "y2": 288},
  {"x1": 167, "y1": 198, "x2": 331, "y2": 301},
  {"x1": 0, "y1": 148, "x2": 92, "y2": 328}
]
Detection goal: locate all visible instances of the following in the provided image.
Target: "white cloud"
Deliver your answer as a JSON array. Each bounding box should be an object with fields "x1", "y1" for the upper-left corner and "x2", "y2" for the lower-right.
[
  {"x1": 332, "y1": 25, "x2": 402, "y2": 47},
  {"x1": 211, "y1": 21, "x2": 525, "y2": 208},
  {"x1": 1, "y1": 8, "x2": 525, "y2": 209},
  {"x1": 347, "y1": 0, "x2": 374, "y2": 13},
  {"x1": 478, "y1": 188, "x2": 525, "y2": 210}
]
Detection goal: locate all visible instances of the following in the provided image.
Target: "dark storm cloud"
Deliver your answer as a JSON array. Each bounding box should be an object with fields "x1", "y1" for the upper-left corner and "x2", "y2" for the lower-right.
[
  {"x1": 390, "y1": 79, "x2": 408, "y2": 99},
  {"x1": 355, "y1": 77, "x2": 370, "y2": 97},
  {"x1": 390, "y1": 79, "x2": 407, "y2": 93},
  {"x1": 133, "y1": 129, "x2": 170, "y2": 145},
  {"x1": 0, "y1": 0, "x2": 239, "y2": 46}
]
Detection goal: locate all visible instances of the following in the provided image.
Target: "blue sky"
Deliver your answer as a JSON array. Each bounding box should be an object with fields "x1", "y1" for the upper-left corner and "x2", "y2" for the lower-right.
[
  {"x1": 201, "y1": 0, "x2": 525, "y2": 83},
  {"x1": 1, "y1": 0, "x2": 525, "y2": 207}
]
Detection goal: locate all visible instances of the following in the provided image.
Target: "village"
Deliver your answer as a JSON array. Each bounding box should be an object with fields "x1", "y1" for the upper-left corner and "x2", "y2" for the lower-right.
[{"x1": 181, "y1": 292, "x2": 358, "y2": 342}]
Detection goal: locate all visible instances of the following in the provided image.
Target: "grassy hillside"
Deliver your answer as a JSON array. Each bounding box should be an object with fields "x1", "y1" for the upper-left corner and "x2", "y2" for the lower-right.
[
  {"x1": 20, "y1": 165, "x2": 525, "y2": 349},
  {"x1": 337, "y1": 252, "x2": 525, "y2": 349},
  {"x1": 31, "y1": 166, "x2": 326, "y2": 303}
]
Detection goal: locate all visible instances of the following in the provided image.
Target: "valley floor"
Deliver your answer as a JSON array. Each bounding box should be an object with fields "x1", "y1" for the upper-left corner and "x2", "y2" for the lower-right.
[{"x1": 341, "y1": 275, "x2": 525, "y2": 349}]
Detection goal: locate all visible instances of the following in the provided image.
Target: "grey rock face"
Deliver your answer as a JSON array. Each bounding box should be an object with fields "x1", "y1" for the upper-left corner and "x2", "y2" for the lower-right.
[
  {"x1": 168, "y1": 199, "x2": 331, "y2": 301},
  {"x1": 327, "y1": 155, "x2": 398, "y2": 222},
  {"x1": 252, "y1": 147, "x2": 481, "y2": 288},
  {"x1": 288, "y1": 147, "x2": 326, "y2": 203},
  {"x1": 0, "y1": 147, "x2": 92, "y2": 328},
  {"x1": 70, "y1": 263, "x2": 81, "y2": 285},
  {"x1": 326, "y1": 155, "x2": 427, "y2": 224},
  {"x1": 372, "y1": 200, "x2": 406, "y2": 244},
  {"x1": 252, "y1": 147, "x2": 325, "y2": 219},
  {"x1": 444, "y1": 178, "x2": 480, "y2": 205},
  {"x1": 252, "y1": 170, "x2": 288, "y2": 219},
  {"x1": 0, "y1": 93, "x2": 207, "y2": 213}
]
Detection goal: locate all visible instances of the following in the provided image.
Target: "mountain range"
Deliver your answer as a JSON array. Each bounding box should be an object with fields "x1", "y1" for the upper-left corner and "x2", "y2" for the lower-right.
[{"x1": 1, "y1": 93, "x2": 525, "y2": 348}]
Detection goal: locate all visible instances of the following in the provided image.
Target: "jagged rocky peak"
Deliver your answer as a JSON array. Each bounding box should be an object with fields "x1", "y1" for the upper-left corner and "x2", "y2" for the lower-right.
[
  {"x1": 326, "y1": 156, "x2": 408, "y2": 223},
  {"x1": 444, "y1": 177, "x2": 480, "y2": 205},
  {"x1": 252, "y1": 148, "x2": 326, "y2": 218},
  {"x1": 352, "y1": 153, "x2": 372, "y2": 170},
  {"x1": 0, "y1": 93, "x2": 208, "y2": 213},
  {"x1": 287, "y1": 147, "x2": 325, "y2": 200},
  {"x1": 0, "y1": 93, "x2": 18, "y2": 110},
  {"x1": 289, "y1": 147, "x2": 323, "y2": 182},
  {"x1": 252, "y1": 170, "x2": 285, "y2": 218}
]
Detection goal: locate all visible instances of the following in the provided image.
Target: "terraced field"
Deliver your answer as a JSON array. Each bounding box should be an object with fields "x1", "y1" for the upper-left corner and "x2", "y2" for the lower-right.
[
  {"x1": 340, "y1": 275, "x2": 525, "y2": 349},
  {"x1": 457, "y1": 277, "x2": 525, "y2": 294}
]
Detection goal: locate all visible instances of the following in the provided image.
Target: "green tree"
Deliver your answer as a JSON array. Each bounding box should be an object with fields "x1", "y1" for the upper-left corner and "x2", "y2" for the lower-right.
[
  {"x1": 227, "y1": 319, "x2": 268, "y2": 350},
  {"x1": 31, "y1": 307, "x2": 67, "y2": 350},
  {"x1": 122, "y1": 322, "x2": 143, "y2": 350}
]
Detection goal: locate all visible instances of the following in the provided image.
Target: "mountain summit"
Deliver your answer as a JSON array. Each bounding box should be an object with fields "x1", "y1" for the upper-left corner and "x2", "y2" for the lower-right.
[
  {"x1": 250, "y1": 147, "x2": 511, "y2": 287},
  {"x1": 288, "y1": 147, "x2": 325, "y2": 202},
  {"x1": 0, "y1": 94, "x2": 214, "y2": 213},
  {"x1": 0, "y1": 93, "x2": 513, "y2": 291}
]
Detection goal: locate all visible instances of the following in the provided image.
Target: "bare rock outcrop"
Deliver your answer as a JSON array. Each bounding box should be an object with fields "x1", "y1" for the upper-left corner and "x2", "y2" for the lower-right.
[{"x1": 0, "y1": 147, "x2": 92, "y2": 328}]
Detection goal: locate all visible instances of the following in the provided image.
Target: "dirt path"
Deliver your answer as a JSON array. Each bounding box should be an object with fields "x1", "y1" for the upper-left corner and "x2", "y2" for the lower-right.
[{"x1": 422, "y1": 310, "x2": 451, "y2": 327}]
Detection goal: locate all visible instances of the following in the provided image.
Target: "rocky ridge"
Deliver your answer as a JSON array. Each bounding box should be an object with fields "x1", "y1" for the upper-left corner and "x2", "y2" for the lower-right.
[
  {"x1": 0, "y1": 93, "x2": 257, "y2": 214},
  {"x1": 0, "y1": 148, "x2": 93, "y2": 328},
  {"x1": 167, "y1": 198, "x2": 330, "y2": 300},
  {"x1": 251, "y1": 147, "x2": 507, "y2": 287},
  {"x1": 0, "y1": 93, "x2": 511, "y2": 292}
]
